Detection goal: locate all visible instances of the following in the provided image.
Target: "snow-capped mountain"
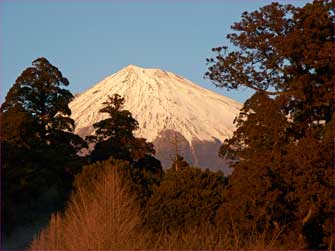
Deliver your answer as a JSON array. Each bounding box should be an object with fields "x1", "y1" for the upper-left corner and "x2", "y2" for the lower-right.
[{"x1": 70, "y1": 65, "x2": 242, "y2": 174}]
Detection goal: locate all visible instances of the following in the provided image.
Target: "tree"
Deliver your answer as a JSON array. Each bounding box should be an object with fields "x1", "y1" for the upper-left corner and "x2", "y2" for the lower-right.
[
  {"x1": 215, "y1": 93, "x2": 297, "y2": 245},
  {"x1": 168, "y1": 132, "x2": 188, "y2": 171},
  {"x1": 205, "y1": 1, "x2": 333, "y2": 128},
  {"x1": 132, "y1": 155, "x2": 163, "y2": 206},
  {"x1": 1, "y1": 58, "x2": 87, "y2": 238},
  {"x1": 145, "y1": 166, "x2": 227, "y2": 233},
  {"x1": 88, "y1": 94, "x2": 163, "y2": 206},
  {"x1": 1, "y1": 57, "x2": 86, "y2": 156},
  {"x1": 282, "y1": 121, "x2": 333, "y2": 248},
  {"x1": 171, "y1": 154, "x2": 190, "y2": 171},
  {"x1": 89, "y1": 94, "x2": 154, "y2": 162},
  {"x1": 206, "y1": 1, "x2": 333, "y2": 249}
]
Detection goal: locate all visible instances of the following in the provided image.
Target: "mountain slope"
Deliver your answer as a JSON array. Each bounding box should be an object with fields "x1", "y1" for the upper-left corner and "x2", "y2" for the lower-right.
[{"x1": 70, "y1": 65, "x2": 242, "y2": 173}]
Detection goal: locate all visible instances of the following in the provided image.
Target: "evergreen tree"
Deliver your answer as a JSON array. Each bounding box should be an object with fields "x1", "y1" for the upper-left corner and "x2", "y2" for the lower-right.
[
  {"x1": 1, "y1": 57, "x2": 86, "y2": 156},
  {"x1": 132, "y1": 155, "x2": 163, "y2": 206},
  {"x1": 1, "y1": 58, "x2": 87, "y2": 238},
  {"x1": 89, "y1": 94, "x2": 163, "y2": 206},
  {"x1": 89, "y1": 94, "x2": 154, "y2": 162},
  {"x1": 145, "y1": 166, "x2": 227, "y2": 233},
  {"x1": 206, "y1": 1, "x2": 333, "y2": 248}
]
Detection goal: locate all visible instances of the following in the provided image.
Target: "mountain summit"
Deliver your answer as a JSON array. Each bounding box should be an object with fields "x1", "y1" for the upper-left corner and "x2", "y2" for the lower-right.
[{"x1": 70, "y1": 65, "x2": 242, "y2": 173}]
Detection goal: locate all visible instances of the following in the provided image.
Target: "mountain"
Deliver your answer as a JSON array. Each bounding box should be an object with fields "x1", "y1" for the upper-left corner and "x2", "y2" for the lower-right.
[{"x1": 69, "y1": 65, "x2": 242, "y2": 174}]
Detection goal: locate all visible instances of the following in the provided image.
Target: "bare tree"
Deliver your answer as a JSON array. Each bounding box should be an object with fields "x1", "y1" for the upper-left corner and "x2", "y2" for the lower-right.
[{"x1": 167, "y1": 131, "x2": 188, "y2": 171}]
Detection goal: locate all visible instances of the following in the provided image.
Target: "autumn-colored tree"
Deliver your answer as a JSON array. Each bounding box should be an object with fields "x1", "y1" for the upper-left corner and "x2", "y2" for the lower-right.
[{"x1": 206, "y1": 1, "x2": 333, "y2": 249}]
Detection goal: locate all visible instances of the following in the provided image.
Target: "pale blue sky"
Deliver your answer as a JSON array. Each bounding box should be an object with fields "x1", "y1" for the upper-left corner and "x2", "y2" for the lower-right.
[{"x1": 1, "y1": 0, "x2": 310, "y2": 104}]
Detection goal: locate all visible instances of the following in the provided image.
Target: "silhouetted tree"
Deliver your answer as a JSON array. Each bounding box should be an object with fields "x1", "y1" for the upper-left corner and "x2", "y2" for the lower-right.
[
  {"x1": 88, "y1": 94, "x2": 162, "y2": 206},
  {"x1": 131, "y1": 155, "x2": 163, "y2": 207},
  {"x1": 89, "y1": 94, "x2": 154, "y2": 162},
  {"x1": 1, "y1": 58, "x2": 87, "y2": 238},
  {"x1": 206, "y1": 1, "x2": 333, "y2": 249}
]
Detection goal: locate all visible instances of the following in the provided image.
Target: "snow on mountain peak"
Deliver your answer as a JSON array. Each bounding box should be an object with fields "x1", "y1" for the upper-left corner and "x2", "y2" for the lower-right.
[
  {"x1": 123, "y1": 64, "x2": 142, "y2": 71},
  {"x1": 70, "y1": 65, "x2": 242, "y2": 144},
  {"x1": 120, "y1": 64, "x2": 169, "y2": 77}
]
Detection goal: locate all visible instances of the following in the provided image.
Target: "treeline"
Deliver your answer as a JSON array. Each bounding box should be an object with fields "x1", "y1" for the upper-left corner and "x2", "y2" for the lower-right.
[
  {"x1": 30, "y1": 159, "x2": 276, "y2": 250},
  {"x1": 1, "y1": 0, "x2": 333, "y2": 250}
]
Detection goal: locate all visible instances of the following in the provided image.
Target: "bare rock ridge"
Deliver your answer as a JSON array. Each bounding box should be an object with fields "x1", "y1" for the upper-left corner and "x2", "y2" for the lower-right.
[{"x1": 70, "y1": 64, "x2": 242, "y2": 174}]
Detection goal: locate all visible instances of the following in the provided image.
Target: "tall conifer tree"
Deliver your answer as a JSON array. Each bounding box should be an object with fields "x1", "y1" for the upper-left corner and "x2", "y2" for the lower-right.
[{"x1": 1, "y1": 58, "x2": 87, "y2": 237}]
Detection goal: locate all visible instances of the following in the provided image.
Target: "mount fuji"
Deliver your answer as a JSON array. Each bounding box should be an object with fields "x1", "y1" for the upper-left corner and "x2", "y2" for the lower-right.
[{"x1": 70, "y1": 65, "x2": 242, "y2": 174}]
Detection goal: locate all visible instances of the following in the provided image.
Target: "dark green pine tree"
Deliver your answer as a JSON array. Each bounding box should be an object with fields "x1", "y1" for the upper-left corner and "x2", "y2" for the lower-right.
[{"x1": 1, "y1": 58, "x2": 87, "y2": 237}]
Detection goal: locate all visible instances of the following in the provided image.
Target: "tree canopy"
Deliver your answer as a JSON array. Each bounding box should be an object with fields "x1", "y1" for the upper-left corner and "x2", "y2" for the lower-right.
[
  {"x1": 206, "y1": 1, "x2": 333, "y2": 249},
  {"x1": 89, "y1": 94, "x2": 155, "y2": 162},
  {"x1": 205, "y1": 0, "x2": 333, "y2": 128},
  {"x1": 145, "y1": 166, "x2": 227, "y2": 233},
  {"x1": 1, "y1": 57, "x2": 86, "y2": 153},
  {"x1": 1, "y1": 58, "x2": 87, "y2": 237}
]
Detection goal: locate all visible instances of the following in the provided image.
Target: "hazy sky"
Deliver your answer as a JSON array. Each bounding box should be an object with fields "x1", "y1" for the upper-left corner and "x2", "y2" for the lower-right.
[{"x1": 1, "y1": 0, "x2": 311, "y2": 104}]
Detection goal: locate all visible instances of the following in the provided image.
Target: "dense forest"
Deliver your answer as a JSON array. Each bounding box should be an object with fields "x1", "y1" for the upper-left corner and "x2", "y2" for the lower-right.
[{"x1": 1, "y1": 0, "x2": 333, "y2": 250}]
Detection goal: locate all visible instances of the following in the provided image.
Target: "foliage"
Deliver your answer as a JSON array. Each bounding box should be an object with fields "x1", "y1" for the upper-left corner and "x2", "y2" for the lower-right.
[
  {"x1": 206, "y1": 1, "x2": 333, "y2": 249},
  {"x1": 30, "y1": 160, "x2": 146, "y2": 250},
  {"x1": 1, "y1": 58, "x2": 87, "y2": 237},
  {"x1": 1, "y1": 58, "x2": 85, "y2": 150},
  {"x1": 89, "y1": 94, "x2": 154, "y2": 162},
  {"x1": 145, "y1": 166, "x2": 227, "y2": 233},
  {"x1": 215, "y1": 93, "x2": 296, "y2": 244},
  {"x1": 76, "y1": 157, "x2": 162, "y2": 209},
  {"x1": 132, "y1": 155, "x2": 163, "y2": 206},
  {"x1": 88, "y1": 94, "x2": 163, "y2": 206},
  {"x1": 282, "y1": 121, "x2": 333, "y2": 248},
  {"x1": 31, "y1": 160, "x2": 292, "y2": 250}
]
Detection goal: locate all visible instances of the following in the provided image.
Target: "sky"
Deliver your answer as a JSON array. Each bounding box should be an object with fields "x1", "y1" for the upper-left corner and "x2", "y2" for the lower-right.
[{"x1": 1, "y1": 0, "x2": 311, "y2": 104}]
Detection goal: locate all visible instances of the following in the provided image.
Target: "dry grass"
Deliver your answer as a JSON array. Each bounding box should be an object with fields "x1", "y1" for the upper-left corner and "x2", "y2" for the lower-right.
[
  {"x1": 30, "y1": 163, "x2": 147, "y2": 250},
  {"x1": 147, "y1": 223, "x2": 290, "y2": 250}
]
